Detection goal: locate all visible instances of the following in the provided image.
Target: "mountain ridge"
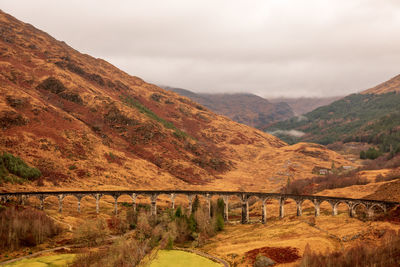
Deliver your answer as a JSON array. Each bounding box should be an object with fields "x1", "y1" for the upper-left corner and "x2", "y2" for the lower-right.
[
  {"x1": 269, "y1": 96, "x2": 342, "y2": 115},
  {"x1": 164, "y1": 86, "x2": 294, "y2": 129}
]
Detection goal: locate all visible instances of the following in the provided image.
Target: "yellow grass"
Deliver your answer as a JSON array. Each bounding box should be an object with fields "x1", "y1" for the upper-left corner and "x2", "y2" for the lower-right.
[
  {"x1": 3, "y1": 254, "x2": 75, "y2": 267},
  {"x1": 149, "y1": 250, "x2": 222, "y2": 267}
]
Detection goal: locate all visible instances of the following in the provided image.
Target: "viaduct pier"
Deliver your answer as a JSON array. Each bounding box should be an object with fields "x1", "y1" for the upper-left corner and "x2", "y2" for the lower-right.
[{"x1": 0, "y1": 190, "x2": 398, "y2": 224}]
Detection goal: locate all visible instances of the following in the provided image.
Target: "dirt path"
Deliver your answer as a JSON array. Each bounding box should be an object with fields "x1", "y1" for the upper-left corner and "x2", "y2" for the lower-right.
[{"x1": 49, "y1": 215, "x2": 73, "y2": 232}]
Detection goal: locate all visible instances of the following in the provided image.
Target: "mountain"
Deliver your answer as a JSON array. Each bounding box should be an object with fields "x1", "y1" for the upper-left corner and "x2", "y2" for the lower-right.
[
  {"x1": 266, "y1": 74, "x2": 400, "y2": 153},
  {"x1": 0, "y1": 10, "x2": 351, "y2": 192},
  {"x1": 269, "y1": 96, "x2": 342, "y2": 115},
  {"x1": 164, "y1": 87, "x2": 294, "y2": 129}
]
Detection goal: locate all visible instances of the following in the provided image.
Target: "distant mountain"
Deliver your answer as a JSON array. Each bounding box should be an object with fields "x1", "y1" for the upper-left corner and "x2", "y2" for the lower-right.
[
  {"x1": 269, "y1": 96, "x2": 342, "y2": 115},
  {"x1": 164, "y1": 87, "x2": 294, "y2": 129},
  {"x1": 266, "y1": 74, "x2": 400, "y2": 154}
]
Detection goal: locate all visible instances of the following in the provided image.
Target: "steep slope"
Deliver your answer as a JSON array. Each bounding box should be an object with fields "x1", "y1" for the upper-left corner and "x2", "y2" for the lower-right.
[
  {"x1": 269, "y1": 96, "x2": 342, "y2": 115},
  {"x1": 164, "y1": 87, "x2": 294, "y2": 129},
  {"x1": 266, "y1": 75, "x2": 400, "y2": 153},
  {"x1": 0, "y1": 10, "x2": 350, "y2": 192},
  {"x1": 362, "y1": 74, "x2": 400, "y2": 94}
]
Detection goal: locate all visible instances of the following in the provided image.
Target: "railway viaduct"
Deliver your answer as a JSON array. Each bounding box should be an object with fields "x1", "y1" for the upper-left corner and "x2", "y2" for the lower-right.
[{"x1": 0, "y1": 190, "x2": 398, "y2": 224}]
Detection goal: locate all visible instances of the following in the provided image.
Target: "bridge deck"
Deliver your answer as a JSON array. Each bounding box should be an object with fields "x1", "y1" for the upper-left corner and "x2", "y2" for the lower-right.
[{"x1": 0, "y1": 190, "x2": 398, "y2": 205}]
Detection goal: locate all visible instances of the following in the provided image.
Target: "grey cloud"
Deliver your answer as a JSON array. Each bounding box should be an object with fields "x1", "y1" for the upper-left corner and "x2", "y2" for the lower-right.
[{"x1": 1, "y1": 0, "x2": 400, "y2": 97}]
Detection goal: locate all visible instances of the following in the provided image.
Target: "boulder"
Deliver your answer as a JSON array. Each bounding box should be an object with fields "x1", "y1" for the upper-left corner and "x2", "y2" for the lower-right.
[{"x1": 254, "y1": 255, "x2": 275, "y2": 267}]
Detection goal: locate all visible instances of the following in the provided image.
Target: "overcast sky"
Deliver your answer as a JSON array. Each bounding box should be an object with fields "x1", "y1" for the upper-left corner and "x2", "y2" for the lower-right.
[{"x1": 2, "y1": 0, "x2": 400, "y2": 97}]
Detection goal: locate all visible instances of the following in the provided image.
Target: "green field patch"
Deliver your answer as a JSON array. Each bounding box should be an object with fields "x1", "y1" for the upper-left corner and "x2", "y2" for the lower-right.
[
  {"x1": 149, "y1": 250, "x2": 222, "y2": 267},
  {"x1": 4, "y1": 254, "x2": 75, "y2": 267}
]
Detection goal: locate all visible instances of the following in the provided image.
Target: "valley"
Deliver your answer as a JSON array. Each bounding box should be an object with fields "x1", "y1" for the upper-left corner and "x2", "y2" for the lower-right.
[
  {"x1": 1, "y1": 5, "x2": 400, "y2": 267},
  {"x1": 163, "y1": 87, "x2": 294, "y2": 130}
]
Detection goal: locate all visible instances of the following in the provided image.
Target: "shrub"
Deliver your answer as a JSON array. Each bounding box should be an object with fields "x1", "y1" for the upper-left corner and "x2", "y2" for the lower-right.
[
  {"x1": 0, "y1": 161, "x2": 25, "y2": 184},
  {"x1": 194, "y1": 207, "x2": 215, "y2": 238},
  {"x1": 175, "y1": 206, "x2": 183, "y2": 218},
  {"x1": 215, "y1": 214, "x2": 224, "y2": 231},
  {"x1": 173, "y1": 130, "x2": 188, "y2": 140},
  {"x1": 0, "y1": 152, "x2": 41, "y2": 181},
  {"x1": 149, "y1": 224, "x2": 164, "y2": 248},
  {"x1": 6, "y1": 95, "x2": 27, "y2": 108},
  {"x1": 136, "y1": 211, "x2": 152, "y2": 241},
  {"x1": 187, "y1": 213, "x2": 197, "y2": 233},
  {"x1": 107, "y1": 216, "x2": 129, "y2": 235},
  {"x1": 365, "y1": 147, "x2": 382, "y2": 160},
  {"x1": 72, "y1": 237, "x2": 150, "y2": 267},
  {"x1": 174, "y1": 216, "x2": 192, "y2": 243},
  {"x1": 59, "y1": 91, "x2": 83, "y2": 104},
  {"x1": 0, "y1": 111, "x2": 28, "y2": 129},
  {"x1": 68, "y1": 164, "x2": 77, "y2": 170},
  {"x1": 217, "y1": 198, "x2": 225, "y2": 216},
  {"x1": 166, "y1": 236, "x2": 174, "y2": 249},
  {"x1": 126, "y1": 209, "x2": 138, "y2": 229},
  {"x1": 0, "y1": 207, "x2": 60, "y2": 250},
  {"x1": 192, "y1": 196, "x2": 200, "y2": 213},
  {"x1": 150, "y1": 93, "x2": 163, "y2": 102},
  {"x1": 73, "y1": 218, "x2": 108, "y2": 246},
  {"x1": 104, "y1": 106, "x2": 138, "y2": 127},
  {"x1": 36, "y1": 77, "x2": 67, "y2": 94}
]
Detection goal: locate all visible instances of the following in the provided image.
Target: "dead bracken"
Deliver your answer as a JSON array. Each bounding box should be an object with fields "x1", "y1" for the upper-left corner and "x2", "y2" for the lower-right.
[{"x1": 245, "y1": 246, "x2": 301, "y2": 265}]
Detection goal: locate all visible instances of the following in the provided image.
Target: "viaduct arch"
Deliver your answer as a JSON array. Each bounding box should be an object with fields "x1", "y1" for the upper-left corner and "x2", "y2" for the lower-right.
[{"x1": 0, "y1": 190, "x2": 398, "y2": 224}]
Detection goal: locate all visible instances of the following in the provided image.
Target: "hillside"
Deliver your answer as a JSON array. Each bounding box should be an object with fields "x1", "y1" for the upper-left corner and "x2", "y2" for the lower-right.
[
  {"x1": 0, "y1": 10, "x2": 351, "y2": 192},
  {"x1": 362, "y1": 73, "x2": 400, "y2": 94},
  {"x1": 164, "y1": 87, "x2": 294, "y2": 129},
  {"x1": 266, "y1": 75, "x2": 400, "y2": 153},
  {"x1": 269, "y1": 96, "x2": 342, "y2": 115}
]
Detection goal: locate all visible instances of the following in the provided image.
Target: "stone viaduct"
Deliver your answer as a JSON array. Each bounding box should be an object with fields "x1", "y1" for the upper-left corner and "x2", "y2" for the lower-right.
[{"x1": 0, "y1": 190, "x2": 398, "y2": 224}]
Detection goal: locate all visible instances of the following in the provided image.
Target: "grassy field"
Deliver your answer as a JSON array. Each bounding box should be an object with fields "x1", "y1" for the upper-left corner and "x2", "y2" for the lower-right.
[
  {"x1": 149, "y1": 250, "x2": 222, "y2": 267},
  {"x1": 4, "y1": 254, "x2": 75, "y2": 267}
]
